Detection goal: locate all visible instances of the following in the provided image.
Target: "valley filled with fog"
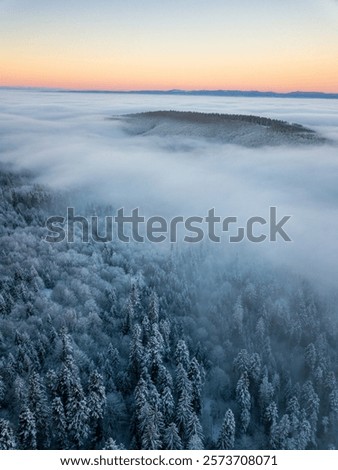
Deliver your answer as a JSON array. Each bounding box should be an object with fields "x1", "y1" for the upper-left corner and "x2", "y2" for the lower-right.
[
  {"x1": 1, "y1": 90, "x2": 338, "y2": 285},
  {"x1": 0, "y1": 90, "x2": 337, "y2": 450}
]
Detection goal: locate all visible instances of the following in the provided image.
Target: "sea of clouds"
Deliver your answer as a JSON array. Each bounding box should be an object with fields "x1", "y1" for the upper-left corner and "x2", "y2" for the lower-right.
[{"x1": 0, "y1": 89, "x2": 338, "y2": 288}]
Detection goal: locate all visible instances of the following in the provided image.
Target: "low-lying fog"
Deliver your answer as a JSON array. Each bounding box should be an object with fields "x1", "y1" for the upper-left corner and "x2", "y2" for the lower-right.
[{"x1": 1, "y1": 89, "x2": 338, "y2": 288}]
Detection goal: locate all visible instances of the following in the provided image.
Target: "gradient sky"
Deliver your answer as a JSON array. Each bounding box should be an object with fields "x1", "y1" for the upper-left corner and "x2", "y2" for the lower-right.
[{"x1": 1, "y1": 0, "x2": 338, "y2": 92}]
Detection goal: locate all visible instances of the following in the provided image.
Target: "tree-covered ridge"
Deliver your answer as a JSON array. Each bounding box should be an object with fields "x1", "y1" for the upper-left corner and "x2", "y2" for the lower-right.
[
  {"x1": 0, "y1": 166, "x2": 337, "y2": 450},
  {"x1": 127, "y1": 111, "x2": 314, "y2": 132},
  {"x1": 120, "y1": 111, "x2": 329, "y2": 146}
]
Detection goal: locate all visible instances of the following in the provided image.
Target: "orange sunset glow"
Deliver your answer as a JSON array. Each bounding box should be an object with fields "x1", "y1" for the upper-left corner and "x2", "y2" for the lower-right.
[{"x1": 1, "y1": 0, "x2": 338, "y2": 92}]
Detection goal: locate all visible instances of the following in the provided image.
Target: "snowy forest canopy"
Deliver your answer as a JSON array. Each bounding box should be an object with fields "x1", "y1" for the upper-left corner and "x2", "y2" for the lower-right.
[{"x1": 0, "y1": 164, "x2": 337, "y2": 450}]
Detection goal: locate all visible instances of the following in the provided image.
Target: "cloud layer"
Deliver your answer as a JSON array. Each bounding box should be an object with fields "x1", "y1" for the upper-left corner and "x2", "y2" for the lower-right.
[{"x1": 1, "y1": 89, "x2": 338, "y2": 288}]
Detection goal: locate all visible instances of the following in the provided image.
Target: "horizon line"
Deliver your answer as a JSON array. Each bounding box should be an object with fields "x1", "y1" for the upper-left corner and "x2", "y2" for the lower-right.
[{"x1": 1, "y1": 86, "x2": 338, "y2": 99}]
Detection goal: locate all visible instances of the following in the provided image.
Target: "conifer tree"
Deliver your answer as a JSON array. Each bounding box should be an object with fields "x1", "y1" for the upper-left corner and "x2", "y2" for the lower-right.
[
  {"x1": 236, "y1": 373, "x2": 251, "y2": 433},
  {"x1": 217, "y1": 409, "x2": 236, "y2": 450},
  {"x1": 0, "y1": 419, "x2": 16, "y2": 450},
  {"x1": 163, "y1": 423, "x2": 182, "y2": 450},
  {"x1": 18, "y1": 406, "x2": 37, "y2": 450},
  {"x1": 52, "y1": 396, "x2": 68, "y2": 448}
]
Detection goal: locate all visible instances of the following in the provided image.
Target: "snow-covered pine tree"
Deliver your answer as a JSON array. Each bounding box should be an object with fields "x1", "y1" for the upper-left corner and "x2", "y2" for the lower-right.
[
  {"x1": 103, "y1": 438, "x2": 124, "y2": 450},
  {"x1": 175, "y1": 340, "x2": 190, "y2": 370},
  {"x1": 188, "y1": 358, "x2": 203, "y2": 415},
  {"x1": 0, "y1": 419, "x2": 16, "y2": 450},
  {"x1": 217, "y1": 409, "x2": 236, "y2": 450},
  {"x1": 52, "y1": 396, "x2": 68, "y2": 448},
  {"x1": 163, "y1": 422, "x2": 182, "y2": 450},
  {"x1": 175, "y1": 372, "x2": 193, "y2": 442},
  {"x1": 66, "y1": 379, "x2": 90, "y2": 448},
  {"x1": 270, "y1": 414, "x2": 291, "y2": 450},
  {"x1": 161, "y1": 385, "x2": 175, "y2": 425},
  {"x1": 28, "y1": 371, "x2": 50, "y2": 448},
  {"x1": 129, "y1": 324, "x2": 145, "y2": 381},
  {"x1": 236, "y1": 372, "x2": 251, "y2": 433},
  {"x1": 187, "y1": 433, "x2": 204, "y2": 450},
  {"x1": 87, "y1": 370, "x2": 106, "y2": 443},
  {"x1": 18, "y1": 406, "x2": 37, "y2": 450},
  {"x1": 148, "y1": 290, "x2": 159, "y2": 324}
]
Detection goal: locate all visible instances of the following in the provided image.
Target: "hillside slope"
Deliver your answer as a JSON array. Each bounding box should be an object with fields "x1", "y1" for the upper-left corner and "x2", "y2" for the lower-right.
[{"x1": 118, "y1": 111, "x2": 328, "y2": 147}]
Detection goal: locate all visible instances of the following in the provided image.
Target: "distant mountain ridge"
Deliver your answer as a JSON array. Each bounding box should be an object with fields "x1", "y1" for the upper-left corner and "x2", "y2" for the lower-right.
[
  {"x1": 1, "y1": 86, "x2": 338, "y2": 99},
  {"x1": 116, "y1": 90, "x2": 338, "y2": 99}
]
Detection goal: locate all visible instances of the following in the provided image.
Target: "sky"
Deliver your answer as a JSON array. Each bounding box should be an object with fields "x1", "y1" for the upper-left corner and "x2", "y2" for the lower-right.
[{"x1": 1, "y1": 0, "x2": 338, "y2": 92}]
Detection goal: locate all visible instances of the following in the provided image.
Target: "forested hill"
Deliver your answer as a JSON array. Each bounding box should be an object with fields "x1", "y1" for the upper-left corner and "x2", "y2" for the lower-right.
[
  {"x1": 119, "y1": 111, "x2": 328, "y2": 147},
  {"x1": 0, "y1": 165, "x2": 337, "y2": 450}
]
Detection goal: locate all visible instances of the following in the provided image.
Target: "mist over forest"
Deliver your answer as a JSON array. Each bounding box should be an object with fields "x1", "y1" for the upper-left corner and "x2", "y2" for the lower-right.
[{"x1": 0, "y1": 90, "x2": 337, "y2": 450}]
